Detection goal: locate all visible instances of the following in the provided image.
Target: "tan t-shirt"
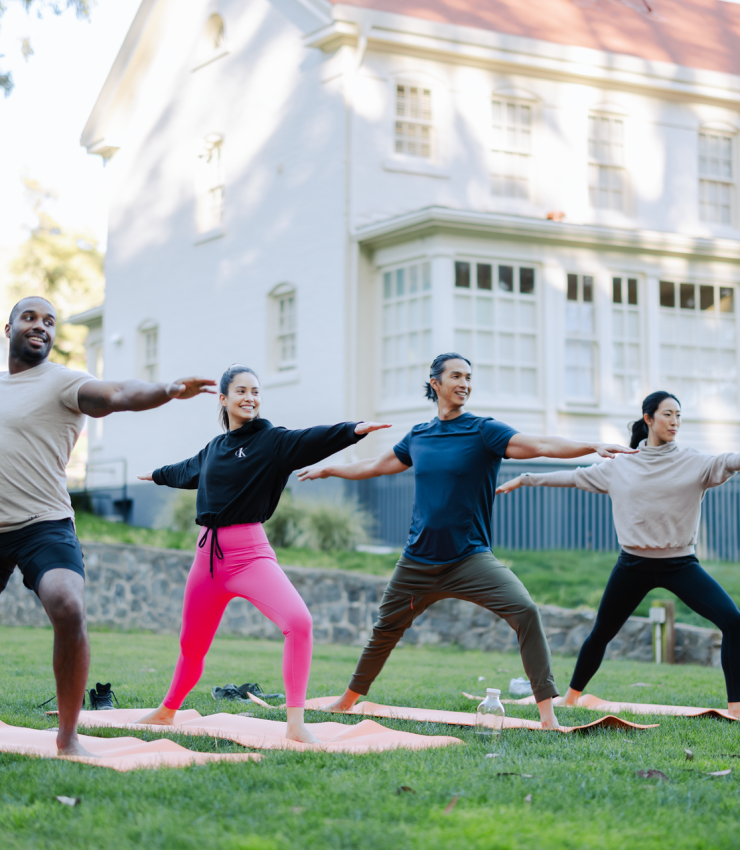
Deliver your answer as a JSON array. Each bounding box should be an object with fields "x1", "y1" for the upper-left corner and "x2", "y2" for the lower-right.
[{"x1": 0, "y1": 361, "x2": 94, "y2": 533}]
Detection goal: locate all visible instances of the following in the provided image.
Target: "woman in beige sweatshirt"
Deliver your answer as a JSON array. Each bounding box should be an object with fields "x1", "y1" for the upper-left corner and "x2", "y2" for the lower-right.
[{"x1": 496, "y1": 391, "x2": 740, "y2": 717}]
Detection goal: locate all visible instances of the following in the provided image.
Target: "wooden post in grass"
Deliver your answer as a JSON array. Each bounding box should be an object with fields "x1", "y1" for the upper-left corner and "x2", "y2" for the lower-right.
[{"x1": 651, "y1": 600, "x2": 676, "y2": 664}]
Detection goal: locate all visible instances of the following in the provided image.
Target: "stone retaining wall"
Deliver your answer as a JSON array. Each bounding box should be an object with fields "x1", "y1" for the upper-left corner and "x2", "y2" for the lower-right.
[{"x1": 0, "y1": 541, "x2": 722, "y2": 668}]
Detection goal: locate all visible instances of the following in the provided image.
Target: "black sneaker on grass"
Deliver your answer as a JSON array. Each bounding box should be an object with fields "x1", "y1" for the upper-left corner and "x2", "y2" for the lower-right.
[
  {"x1": 211, "y1": 683, "x2": 285, "y2": 702},
  {"x1": 88, "y1": 682, "x2": 119, "y2": 710},
  {"x1": 237, "y1": 683, "x2": 284, "y2": 701},
  {"x1": 211, "y1": 684, "x2": 245, "y2": 701}
]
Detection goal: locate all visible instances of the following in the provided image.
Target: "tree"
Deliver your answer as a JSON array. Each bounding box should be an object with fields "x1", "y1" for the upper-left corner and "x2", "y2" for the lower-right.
[
  {"x1": 0, "y1": 1, "x2": 94, "y2": 97},
  {"x1": 9, "y1": 178, "x2": 105, "y2": 368}
]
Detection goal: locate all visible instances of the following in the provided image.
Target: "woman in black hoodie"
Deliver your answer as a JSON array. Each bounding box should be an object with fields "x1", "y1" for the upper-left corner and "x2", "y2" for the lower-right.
[{"x1": 136, "y1": 365, "x2": 388, "y2": 742}]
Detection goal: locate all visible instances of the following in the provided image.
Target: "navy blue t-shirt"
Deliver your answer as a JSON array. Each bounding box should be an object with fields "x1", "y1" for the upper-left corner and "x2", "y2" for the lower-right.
[{"x1": 393, "y1": 413, "x2": 518, "y2": 565}]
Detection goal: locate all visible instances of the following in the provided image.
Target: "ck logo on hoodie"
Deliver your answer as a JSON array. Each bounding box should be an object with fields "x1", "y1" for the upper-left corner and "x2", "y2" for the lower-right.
[{"x1": 235, "y1": 448, "x2": 246, "y2": 458}]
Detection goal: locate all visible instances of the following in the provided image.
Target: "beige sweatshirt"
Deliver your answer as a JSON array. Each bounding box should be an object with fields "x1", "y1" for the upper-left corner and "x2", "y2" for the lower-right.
[{"x1": 520, "y1": 441, "x2": 740, "y2": 558}]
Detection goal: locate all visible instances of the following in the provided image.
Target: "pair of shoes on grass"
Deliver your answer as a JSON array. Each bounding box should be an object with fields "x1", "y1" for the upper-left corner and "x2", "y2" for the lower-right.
[{"x1": 211, "y1": 682, "x2": 284, "y2": 702}]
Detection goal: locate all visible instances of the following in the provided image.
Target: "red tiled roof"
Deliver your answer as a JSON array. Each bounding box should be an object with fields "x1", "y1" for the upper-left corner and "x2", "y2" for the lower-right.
[{"x1": 333, "y1": 0, "x2": 740, "y2": 77}]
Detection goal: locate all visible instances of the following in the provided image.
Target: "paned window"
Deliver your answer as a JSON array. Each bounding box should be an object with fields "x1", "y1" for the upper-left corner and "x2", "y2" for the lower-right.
[
  {"x1": 196, "y1": 135, "x2": 224, "y2": 233},
  {"x1": 612, "y1": 277, "x2": 641, "y2": 405},
  {"x1": 565, "y1": 274, "x2": 597, "y2": 400},
  {"x1": 395, "y1": 85, "x2": 433, "y2": 159},
  {"x1": 381, "y1": 262, "x2": 433, "y2": 400},
  {"x1": 588, "y1": 115, "x2": 625, "y2": 211},
  {"x1": 491, "y1": 100, "x2": 532, "y2": 199},
  {"x1": 699, "y1": 131, "x2": 734, "y2": 225},
  {"x1": 659, "y1": 280, "x2": 737, "y2": 407},
  {"x1": 275, "y1": 291, "x2": 297, "y2": 371},
  {"x1": 138, "y1": 323, "x2": 159, "y2": 383},
  {"x1": 453, "y1": 261, "x2": 538, "y2": 398}
]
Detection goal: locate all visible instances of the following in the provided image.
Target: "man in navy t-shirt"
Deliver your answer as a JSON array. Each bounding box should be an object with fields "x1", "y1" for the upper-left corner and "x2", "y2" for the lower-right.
[{"x1": 298, "y1": 353, "x2": 634, "y2": 729}]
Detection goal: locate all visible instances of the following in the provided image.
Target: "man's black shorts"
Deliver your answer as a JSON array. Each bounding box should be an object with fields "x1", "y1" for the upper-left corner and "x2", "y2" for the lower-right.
[{"x1": 0, "y1": 518, "x2": 85, "y2": 595}]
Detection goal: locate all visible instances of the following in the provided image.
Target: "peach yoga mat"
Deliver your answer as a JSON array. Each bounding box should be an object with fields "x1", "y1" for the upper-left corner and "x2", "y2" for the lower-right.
[
  {"x1": 498, "y1": 693, "x2": 739, "y2": 720},
  {"x1": 0, "y1": 719, "x2": 261, "y2": 771},
  {"x1": 303, "y1": 698, "x2": 657, "y2": 733},
  {"x1": 73, "y1": 709, "x2": 462, "y2": 753}
]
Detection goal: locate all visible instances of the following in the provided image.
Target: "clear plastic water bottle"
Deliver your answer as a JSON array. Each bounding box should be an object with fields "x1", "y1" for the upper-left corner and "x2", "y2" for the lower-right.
[{"x1": 475, "y1": 688, "x2": 505, "y2": 737}]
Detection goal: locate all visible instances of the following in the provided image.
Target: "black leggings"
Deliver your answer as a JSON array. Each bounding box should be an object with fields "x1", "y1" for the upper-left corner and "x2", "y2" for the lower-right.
[{"x1": 570, "y1": 552, "x2": 740, "y2": 702}]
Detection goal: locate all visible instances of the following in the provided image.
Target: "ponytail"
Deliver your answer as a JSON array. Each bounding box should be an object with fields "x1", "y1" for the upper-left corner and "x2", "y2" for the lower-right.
[
  {"x1": 628, "y1": 419, "x2": 649, "y2": 449},
  {"x1": 628, "y1": 390, "x2": 680, "y2": 449}
]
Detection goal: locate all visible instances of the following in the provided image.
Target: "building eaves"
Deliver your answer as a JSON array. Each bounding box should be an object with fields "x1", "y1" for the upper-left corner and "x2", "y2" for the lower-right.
[
  {"x1": 352, "y1": 206, "x2": 740, "y2": 263},
  {"x1": 330, "y1": 1, "x2": 740, "y2": 79},
  {"x1": 310, "y1": 5, "x2": 740, "y2": 105},
  {"x1": 67, "y1": 305, "x2": 104, "y2": 327},
  {"x1": 80, "y1": 0, "x2": 160, "y2": 156}
]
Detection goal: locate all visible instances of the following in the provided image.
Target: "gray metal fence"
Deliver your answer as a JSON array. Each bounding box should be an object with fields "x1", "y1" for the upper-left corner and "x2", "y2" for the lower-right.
[{"x1": 356, "y1": 461, "x2": 740, "y2": 562}]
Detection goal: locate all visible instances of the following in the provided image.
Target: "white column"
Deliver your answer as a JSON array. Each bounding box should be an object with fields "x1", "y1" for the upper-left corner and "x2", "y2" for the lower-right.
[
  {"x1": 645, "y1": 275, "x2": 661, "y2": 391},
  {"x1": 541, "y1": 260, "x2": 563, "y2": 434},
  {"x1": 597, "y1": 267, "x2": 613, "y2": 411},
  {"x1": 431, "y1": 249, "x2": 455, "y2": 354}
]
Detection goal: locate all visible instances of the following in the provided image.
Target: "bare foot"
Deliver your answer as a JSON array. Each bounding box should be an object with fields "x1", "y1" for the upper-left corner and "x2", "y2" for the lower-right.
[
  {"x1": 57, "y1": 736, "x2": 99, "y2": 758},
  {"x1": 325, "y1": 688, "x2": 360, "y2": 713},
  {"x1": 285, "y1": 706, "x2": 320, "y2": 743},
  {"x1": 137, "y1": 705, "x2": 177, "y2": 726},
  {"x1": 536, "y1": 697, "x2": 561, "y2": 730},
  {"x1": 554, "y1": 687, "x2": 582, "y2": 707},
  {"x1": 728, "y1": 701, "x2": 740, "y2": 720},
  {"x1": 285, "y1": 722, "x2": 321, "y2": 744}
]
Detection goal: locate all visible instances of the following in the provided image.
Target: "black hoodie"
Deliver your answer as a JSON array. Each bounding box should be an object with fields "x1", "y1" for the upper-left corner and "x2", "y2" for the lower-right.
[{"x1": 152, "y1": 418, "x2": 364, "y2": 529}]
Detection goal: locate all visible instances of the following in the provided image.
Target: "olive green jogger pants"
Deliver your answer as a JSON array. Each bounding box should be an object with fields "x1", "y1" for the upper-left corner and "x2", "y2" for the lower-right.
[{"x1": 348, "y1": 550, "x2": 559, "y2": 703}]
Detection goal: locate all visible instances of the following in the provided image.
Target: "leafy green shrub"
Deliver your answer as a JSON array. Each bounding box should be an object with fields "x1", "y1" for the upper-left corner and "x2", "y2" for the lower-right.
[
  {"x1": 264, "y1": 492, "x2": 373, "y2": 551},
  {"x1": 169, "y1": 490, "x2": 198, "y2": 532},
  {"x1": 168, "y1": 488, "x2": 373, "y2": 552},
  {"x1": 263, "y1": 491, "x2": 306, "y2": 548},
  {"x1": 302, "y1": 500, "x2": 372, "y2": 552}
]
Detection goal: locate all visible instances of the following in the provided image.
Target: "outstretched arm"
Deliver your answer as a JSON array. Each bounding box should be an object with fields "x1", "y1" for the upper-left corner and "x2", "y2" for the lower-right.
[
  {"x1": 497, "y1": 462, "x2": 612, "y2": 496},
  {"x1": 505, "y1": 434, "x2": 636, "y2": 461},
  {"x1": 497, "y1": 469, "x2": 579, "y2": 495},
  {"x1": 276, "y1": 422, "x2": 392, "y2": 471},
  {"x1": 137, "y1": 446, "x2": 206, "y2": 490},
  {"x1": 297, "y1": 447, "x2": 408, "y2": 482},
  {"x1": 78, "y1": 376, "x2": 216, "y2": 418}
]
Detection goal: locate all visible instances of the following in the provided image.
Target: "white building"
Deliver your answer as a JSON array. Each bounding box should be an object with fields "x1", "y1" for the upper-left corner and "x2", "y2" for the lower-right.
[{"x1": 79, "y1": 0, "x2": 740, "y2": 528}]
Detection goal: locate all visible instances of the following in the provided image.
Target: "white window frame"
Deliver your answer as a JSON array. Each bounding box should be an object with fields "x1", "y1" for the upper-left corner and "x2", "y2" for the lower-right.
[
  {"x1": 611, "y1": 275, "x2": 643, "y2": 407},
  {"x1": 394, "y1": 83, "x2": 434, "y2": 160},
  {"x1": 137, "y1": 320, "x2": 159, "y2": 383},
  {"x1": 565, "y1": 273, "x2": 598, "y2": 404},
  {"x1": 658, "y1": 279, "x2": 738, "y2": 410},
  {"x1": 380, "y1": 261, "x2": 433, "y2": 404},
  {"x1": 588, "y1": 112, "x2": 627, "y2": 212},
  {"x1": 453, "y1": 259, "x2": 539, "y2": 401},
  {"x1": 490, "y1": 98, "x2": 534, "y2": 200},
  {"x1": 195, "y1": 134, "x2": 225, "y2": 236},
  {"x1": 699, "y1": 127, "x2": 735, "y2": 226},
  {"x1": 269, "y1": 284, "x2": 297, "y2": 374}
]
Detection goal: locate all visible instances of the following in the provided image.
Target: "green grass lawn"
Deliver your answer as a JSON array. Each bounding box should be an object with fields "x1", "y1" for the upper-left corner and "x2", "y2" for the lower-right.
[
  {"x1": 74, "y1": 513, "x2": 740, "y2": 628},
  {"x1": 2, "y1": 627, "x2": 740, "y2": 850}
]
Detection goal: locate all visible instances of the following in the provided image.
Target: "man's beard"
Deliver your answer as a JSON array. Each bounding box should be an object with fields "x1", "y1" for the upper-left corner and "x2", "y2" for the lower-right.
[{"x1": 11, "y1": 338, "x2": 51, "y2": 363}]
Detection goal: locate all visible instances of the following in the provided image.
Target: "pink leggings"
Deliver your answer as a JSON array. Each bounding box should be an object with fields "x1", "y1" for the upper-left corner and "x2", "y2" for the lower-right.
[{"x1": 163, "y1": 523, "x2": 312, "y2": 709}]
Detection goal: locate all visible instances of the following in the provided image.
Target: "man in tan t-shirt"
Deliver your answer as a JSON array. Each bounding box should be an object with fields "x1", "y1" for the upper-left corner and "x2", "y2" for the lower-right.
[{"x1": 1, "y1": 296, "x2": 216, "y2": 756}]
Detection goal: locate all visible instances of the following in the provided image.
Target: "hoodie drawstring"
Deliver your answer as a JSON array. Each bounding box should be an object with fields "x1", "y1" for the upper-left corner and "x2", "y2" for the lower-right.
[{"x1": 198, "y1": 526, "x2": 223, "y2": 578}]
